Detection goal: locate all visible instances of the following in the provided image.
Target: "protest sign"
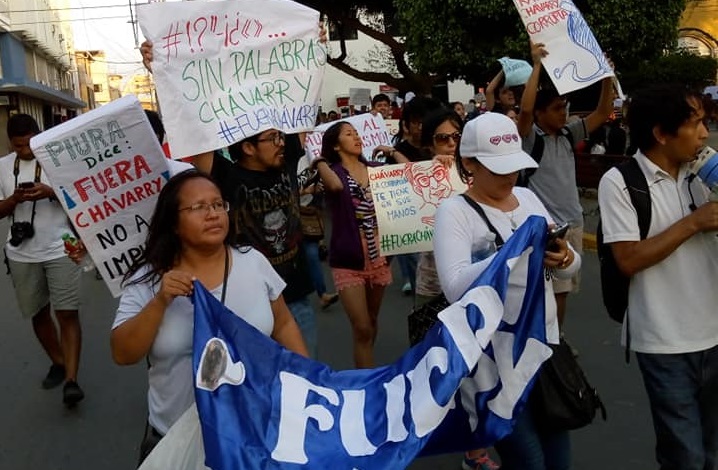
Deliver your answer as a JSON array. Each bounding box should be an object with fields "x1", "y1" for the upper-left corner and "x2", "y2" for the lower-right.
[
  {"x1": 369, "y1": 161, "x2": 467, "y2": 256},
  {"x1": 138, "y1": 0, "x2": 325, "y2": 158},
  {"x1": 512, "y1": 0, "x2": 613, "y2": 94},
  {"x1": 304, "y1": 113, "x2": 391, "y2": 162},
  {"x1": 385, "y1": 118, "x2": 400, "y2": 138},
  {"x1": 498, "y1": 57, "x2": 533, "y2": 87},
  {"x1": 31, "y1": 95, "x2": 170, "y2": 297}
]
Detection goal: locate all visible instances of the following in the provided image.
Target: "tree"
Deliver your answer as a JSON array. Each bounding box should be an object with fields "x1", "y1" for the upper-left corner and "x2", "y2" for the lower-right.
[
  {"x1": 394, "y1": 0, "x2": 691, "y2": 92},
  {"x1": 296, "y1": 0, "x2": 439, "y2": 93}
]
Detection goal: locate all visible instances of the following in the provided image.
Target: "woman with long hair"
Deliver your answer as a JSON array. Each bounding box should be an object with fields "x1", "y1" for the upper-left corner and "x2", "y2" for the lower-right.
[
  {"x1": 434, "y1": 113, "x2": 580, "y2": 470},
  {"x1": 313, "y1": 122, "x2": 391, "y2": 368},
  {"x1": 110, "y1": 170, "x2": 308, "y2": 464}
]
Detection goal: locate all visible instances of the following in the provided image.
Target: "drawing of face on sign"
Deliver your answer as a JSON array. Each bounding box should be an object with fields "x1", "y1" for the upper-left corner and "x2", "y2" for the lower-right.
[
  {"x1": 404, "y1": 162, "x2": 453, "y2": 209},
  {"x1": 196, "y1": 338, "x2": 246, "y2": 392},
  {"x1": 263, "y1": 209, "x2": 288, "y2": 253}
]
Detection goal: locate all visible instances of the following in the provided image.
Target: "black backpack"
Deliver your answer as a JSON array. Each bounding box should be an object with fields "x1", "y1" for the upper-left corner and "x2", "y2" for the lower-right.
[
  {"x1": 517, "y1": 126, "x2": 575, "y2": 187},
  {"x1": 596, "y1": 158, "x2": 651, "y2": 350}
]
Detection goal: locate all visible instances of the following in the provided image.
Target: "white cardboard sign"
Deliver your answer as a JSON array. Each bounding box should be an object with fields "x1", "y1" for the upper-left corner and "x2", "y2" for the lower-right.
[
  {"x1": 305, "y1": 113, "x2": 391, "y2": 162},
  {"x1": 138, "y1": 0, "x2": 325, "y2": 158},
  {"x1": 512, "y1": 0, "x2": 614, "y2": 94},
  {"x1": 31, "y1": 96, "x2": 170, "y2": 297},
  {"x1": 368, "y1": 161, "x2": 468, "y2": 256}
]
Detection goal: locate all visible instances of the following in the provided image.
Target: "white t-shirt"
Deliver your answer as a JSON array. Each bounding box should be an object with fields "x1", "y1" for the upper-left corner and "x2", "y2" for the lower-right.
[
  {"x1": 598, "y1": 152, "x2": 718, "y2": 354},
  {"x1": 0, "y1": 153, "x2": 74, "y2": 263},
  {"x1": 113, "y1": 247, "x2": 286, "y2": 434},
  {"x1": 433, "y1": 188, "x2": 581, "y2": 344}
]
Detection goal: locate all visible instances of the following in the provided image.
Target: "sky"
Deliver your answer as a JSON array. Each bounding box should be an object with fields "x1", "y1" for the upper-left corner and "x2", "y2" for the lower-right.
[{"x1": 68, "y1": 1, "x2": 181, "y2": 78}]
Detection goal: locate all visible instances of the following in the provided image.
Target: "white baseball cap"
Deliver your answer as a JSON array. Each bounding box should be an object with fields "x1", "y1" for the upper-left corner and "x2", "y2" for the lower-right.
[{"x1": 459, "y1": 112, "x2": 538, "y2": 175}]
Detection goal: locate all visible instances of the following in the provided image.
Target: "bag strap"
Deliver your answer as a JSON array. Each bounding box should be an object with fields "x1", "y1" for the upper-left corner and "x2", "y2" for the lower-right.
[
  {"x1": 459, "y1": 194, "x2": 505, "y2": 247},
  {"x1": 11, "y1": 157, "x2": 41, "y2": 226},
  {"x1": 615, "y1": 157, "x2": 651, "y2": 362},
  {"x1": 220, "y1": 246, "x2": 230, "y2": 306}
]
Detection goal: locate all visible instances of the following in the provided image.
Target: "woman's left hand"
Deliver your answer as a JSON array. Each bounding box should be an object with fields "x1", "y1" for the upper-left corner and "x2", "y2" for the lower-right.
[
  {"x1": 543, "y1": 238, "x2": 572, "y2": 269},
  {"x1": 433, "y1": 154, "x2": 454, "y2": 168}
]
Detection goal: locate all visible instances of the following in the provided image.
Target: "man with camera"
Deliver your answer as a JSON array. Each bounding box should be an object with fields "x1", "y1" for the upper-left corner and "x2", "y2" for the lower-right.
[{"x1": 0, "y1": 114, "x2": 84, "y2": 407}]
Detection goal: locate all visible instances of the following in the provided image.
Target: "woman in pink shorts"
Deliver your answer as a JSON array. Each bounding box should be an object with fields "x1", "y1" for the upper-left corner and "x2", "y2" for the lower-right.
[{"x1": 313, "y1": 122, "x2": 392, "y2": 368}]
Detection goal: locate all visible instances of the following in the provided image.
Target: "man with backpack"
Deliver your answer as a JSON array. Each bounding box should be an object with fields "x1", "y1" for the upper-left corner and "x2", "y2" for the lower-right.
[
  {"x1": 517, "y1": 41, "x2": 614, "y2": 328},
  {"x1": 598, "y1": 84, "x2": 718, "y2": 470}
]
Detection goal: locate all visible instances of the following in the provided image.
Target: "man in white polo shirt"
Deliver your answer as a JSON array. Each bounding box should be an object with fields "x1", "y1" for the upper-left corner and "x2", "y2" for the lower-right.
[
  {"x1": 598, "y1": 85, "x2": 718, "y2": 469},
  {"x1": 0, "y1": 114, "x2": 84, "y2": 407}
]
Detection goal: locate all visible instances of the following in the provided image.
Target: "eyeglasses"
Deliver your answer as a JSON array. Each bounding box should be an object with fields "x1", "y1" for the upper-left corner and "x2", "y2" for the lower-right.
[
  {"x1": 179, "y1": 200, "x2": 230, "y2": 215},
  {"x1": 433, "y1": 132, "x2": 461, "y2": 144},
  {"x1": 256, "y1": 131, "x2": 286, "y2": 147}
]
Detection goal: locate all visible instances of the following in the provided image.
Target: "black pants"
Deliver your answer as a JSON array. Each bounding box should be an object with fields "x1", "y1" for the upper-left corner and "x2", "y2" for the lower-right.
[{"x1": 137, "y1": 421, "x2": 164, "y2": 467}]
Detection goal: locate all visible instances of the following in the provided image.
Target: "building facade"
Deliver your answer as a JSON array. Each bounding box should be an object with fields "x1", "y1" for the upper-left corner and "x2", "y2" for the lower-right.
[{"x1": 0, "y1": 0, "x2": 85, "y2": 153}]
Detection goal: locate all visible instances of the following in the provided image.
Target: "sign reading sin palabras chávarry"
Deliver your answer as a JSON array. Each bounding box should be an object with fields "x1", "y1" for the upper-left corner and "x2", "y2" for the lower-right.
[
  {"x1": 305, "y1": 113, "x2": 391, "y2": 163},
  {"x1": 30, "y1": 95, "x2": 170, "y2": 297},
  {"x1": 512, "y1": 0, "x2": 613, "y2": 95},
  {"x1": 368, "y1": 161, "x2": 468, "y2": 256},
  {"x1": 138, "y1": 0, "x2": 326, "y2": 158}
]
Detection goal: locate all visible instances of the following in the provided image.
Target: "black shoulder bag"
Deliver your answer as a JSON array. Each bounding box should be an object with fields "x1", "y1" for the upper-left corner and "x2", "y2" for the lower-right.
[{"x1": 407, "y1": 194, "x2": 504, "y2": 345}]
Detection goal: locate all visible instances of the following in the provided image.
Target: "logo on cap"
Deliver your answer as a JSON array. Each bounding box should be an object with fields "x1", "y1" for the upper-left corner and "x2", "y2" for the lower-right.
[{"x1": 489, "y1": 133, "x2": 519, "y2": 145}]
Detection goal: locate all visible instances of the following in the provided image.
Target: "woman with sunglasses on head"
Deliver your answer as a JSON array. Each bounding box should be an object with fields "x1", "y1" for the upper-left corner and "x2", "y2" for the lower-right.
[
  {"x1": 312, "y1": 122, "x2": 392, "y2": 368},
  {"x1": 110, "y1": 170, "x2": 308, "y2": 465},
  {"x1": 433, "y1": 113, "x2": 580, "y2": 470}
]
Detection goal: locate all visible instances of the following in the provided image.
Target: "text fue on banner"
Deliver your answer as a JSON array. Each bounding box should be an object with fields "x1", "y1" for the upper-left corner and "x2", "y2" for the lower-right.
[
  {"x1": 512, "y1": 0, "x2": 613, "y2": 95},
  {"x1": 305, "y1": 113, "x2": 391, "y2": 162},
  {"x1": 138, "y1": 0, "x2": 326, "y2": 158},
  {"x1": 30, "y1": 95, "x2": 170, "y2": 297}
]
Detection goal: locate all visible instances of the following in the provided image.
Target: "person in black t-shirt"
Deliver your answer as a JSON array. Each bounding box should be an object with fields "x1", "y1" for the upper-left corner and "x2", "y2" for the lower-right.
[{"x1": 196, "y1": 130, "x2": 318, "y2": 358}]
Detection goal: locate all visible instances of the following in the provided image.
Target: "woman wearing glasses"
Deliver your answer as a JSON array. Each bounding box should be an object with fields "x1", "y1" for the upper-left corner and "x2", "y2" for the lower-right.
[{"x1": 110, "y1": 170, "x2": 308, "y2": 464}]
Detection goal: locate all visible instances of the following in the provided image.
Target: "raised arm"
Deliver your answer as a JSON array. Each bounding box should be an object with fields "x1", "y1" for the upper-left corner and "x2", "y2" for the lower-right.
[
  {"x1": 584, "y1": 77, "x2": 615, "y2": 134},
  {"x1": 517, "y1": 42, "x2": 547, "y2": 138},
  {"x1": 485, "y1": 70, "x2": 504, "y2": 112}
]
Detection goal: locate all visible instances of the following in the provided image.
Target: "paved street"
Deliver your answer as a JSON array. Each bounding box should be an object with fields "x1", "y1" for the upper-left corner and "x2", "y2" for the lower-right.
[{"x1": 2, "y1": 130, "x2": 717, "y2": 470}]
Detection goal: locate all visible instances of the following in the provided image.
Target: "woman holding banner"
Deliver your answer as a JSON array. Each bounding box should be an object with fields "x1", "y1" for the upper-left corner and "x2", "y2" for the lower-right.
[
  {"x1": 433, "y1": 113, "x2": 580, "y2": 470},
  {"x1": 312, "y1": 122, "x2": 391, "y2": 369},
  {"x1": 110, "y1": 170, "x2": 308, "y2": 464}
]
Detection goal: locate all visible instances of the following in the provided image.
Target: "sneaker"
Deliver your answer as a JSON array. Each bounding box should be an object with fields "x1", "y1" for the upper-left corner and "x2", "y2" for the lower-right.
[
  {"x1": 63, "y1": 381, "x2": 85, "y2": 407},
  {"x1": 462, "y1": 451, "x2": 501, "y2": 470},
  {"x1": 41, "y1": 364, "x2": 66, "y2": 389},
  {"x1": 401, "y1": 281, "x2": 413, "y2": 295}
]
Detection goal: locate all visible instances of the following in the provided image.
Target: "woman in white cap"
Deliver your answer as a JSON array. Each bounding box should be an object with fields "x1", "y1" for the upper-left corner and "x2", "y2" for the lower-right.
[{"x1": 433, "y1": 112, "x2": 581, "y2": 470}]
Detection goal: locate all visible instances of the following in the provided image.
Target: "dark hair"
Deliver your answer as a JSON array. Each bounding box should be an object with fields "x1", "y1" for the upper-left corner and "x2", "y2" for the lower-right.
[
  {"x1": 124, "y1": 170, "x2": 229, "y2": 286},
  {"x1": 144, "y1": 110, "x2": 165, "y2": 143},
  {"x1": 395, "y1": 96, "x2": 443, "y2": 144},
  {"x1": 7, "y1": 113, "x2": 40, "y2": 139},
  {"x1": 372, "y1": 93, "x2": 390, "y2": 107},
  {"x1": 627, "y1": 85, "x2": 704, "y2": 153},
  {"x1": 420, "y1": 108, "x2": 464, "y2": 148},
  {"x1": 320, "y1": 121, "x2": 352, "y2": 164},
  {"x1": 535, "y1": 86, "x2": 564, "y2": 112},
  {"x1": 227, "y1": 133, "x2": 261, "y2": 162}
]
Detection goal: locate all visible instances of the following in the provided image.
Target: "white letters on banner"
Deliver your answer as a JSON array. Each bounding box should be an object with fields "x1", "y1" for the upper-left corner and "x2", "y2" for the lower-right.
[
  {"x1": 512, "y1": 0, "x2": 613, "y2": 94},
  {"x1": 138, "y1": 0, "x2": 326, "y2": 158},
  {"x1": 305, "y1": 113, "x2": 391, "y2": 162},
  {"x1": 368, "y1": 161, "x2": 467, "y2": 256},
  {"x1": 31, "y1": 96, "x2": 170, "y2": 297}
]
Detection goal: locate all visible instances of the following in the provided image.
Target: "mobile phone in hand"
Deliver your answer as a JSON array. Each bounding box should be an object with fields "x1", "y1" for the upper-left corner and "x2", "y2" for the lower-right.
[
  {"x1": 546, "y1": 223, "x2": 570, "y2": 252},
  {"x1": 18, "y1": 182, "x2": 35, "y2": 189}
]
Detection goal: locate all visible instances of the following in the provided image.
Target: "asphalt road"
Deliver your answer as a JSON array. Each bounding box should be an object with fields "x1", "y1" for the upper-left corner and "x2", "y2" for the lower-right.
[{"x1": 5, "y1": 129, "x2": 718, "y2": 470}]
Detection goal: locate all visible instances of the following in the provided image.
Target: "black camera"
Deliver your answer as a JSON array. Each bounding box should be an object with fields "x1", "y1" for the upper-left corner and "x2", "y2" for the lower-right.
[{"x1": 9, "y1": 222, "x2": 35, "y2": 247}]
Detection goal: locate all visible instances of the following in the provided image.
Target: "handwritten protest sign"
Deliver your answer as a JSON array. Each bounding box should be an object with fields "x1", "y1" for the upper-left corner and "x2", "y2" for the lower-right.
[
  {"x1": 369, "y1": 161, "x2": 467, "y2": 256},
  {"x1": 138, "y1": 0, "x2": 325, "y2": 158},
  {"x1": 31, "y1": 96, "x2": 170, "y2": 297},
  {"x1": 512, "y1": 0, "x2": 613, "y2": 94},
  {"x1": 305, "y1": 113, "x2": 391, "y2": 162}
]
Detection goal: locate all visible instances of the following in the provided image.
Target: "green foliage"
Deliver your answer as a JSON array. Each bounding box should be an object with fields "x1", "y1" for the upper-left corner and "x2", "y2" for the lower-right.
[
  {"x1": 395, "y1": 0, "x2": 689, "y2": 86},
  {"x1": 621, "y1": 52, "x2": 718, "y2": 92}
]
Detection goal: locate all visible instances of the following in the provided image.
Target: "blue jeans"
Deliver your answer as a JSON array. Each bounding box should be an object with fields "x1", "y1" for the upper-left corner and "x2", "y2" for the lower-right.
[
  {"x1": 495, "y1": 407, "x2": 571, "y2": 470},
  {"x1": 287, "y1": 297, "x2": 317, "y2": 359},
  {"x1": 396, "y1": 254, "x2": 417, "y2": 290},
  {"x1": 636, "y1": 345, "x2": 718, "y2": 470},
  {"x1": 303, "y1": 241, "x2": 327, "y2": 297}
]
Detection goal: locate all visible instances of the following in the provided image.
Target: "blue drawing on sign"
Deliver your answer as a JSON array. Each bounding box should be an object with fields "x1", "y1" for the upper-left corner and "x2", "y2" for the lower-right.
[
  {"x1": 553, "y1": 0, "x2": 612, "y2": 83},
  {"x1": 60, "y1": 186, "x2": 76, "y2": 209}
]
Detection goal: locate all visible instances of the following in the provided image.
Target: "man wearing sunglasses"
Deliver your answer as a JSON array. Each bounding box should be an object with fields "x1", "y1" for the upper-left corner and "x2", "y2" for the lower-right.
[{"x1": 194, "y1": 130, "x2": 318, "y2": 358}]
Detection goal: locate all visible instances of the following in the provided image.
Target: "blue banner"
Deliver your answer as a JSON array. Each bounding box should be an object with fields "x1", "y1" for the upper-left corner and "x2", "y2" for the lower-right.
[{"x1": 192, "y1": 215, "x2": 552, "y2": 469}]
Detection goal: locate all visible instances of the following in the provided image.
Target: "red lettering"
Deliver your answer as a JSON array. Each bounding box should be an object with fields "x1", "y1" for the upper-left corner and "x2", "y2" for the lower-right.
[
  {"x1": 134, "y1": 186, "x2": 146, "y2": 201},
  {"x1": 88, "y1": 205, "x2": 105, "y2": 223},
  {"x1": 74, "y1": 177, "x2": 92, "y2": 203},
  {"x1": 104, "y1": 167, "x2": 119, "y2": 189},
  {"x1": 74, "y1": 212, "x2": 89, "y2": 228},
  {"x1": 115, "y1": 160, "x2": 133, "y2": 184},
  {"x1": 133, "y1": 155, "x2": 152, "y2": 179}
]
